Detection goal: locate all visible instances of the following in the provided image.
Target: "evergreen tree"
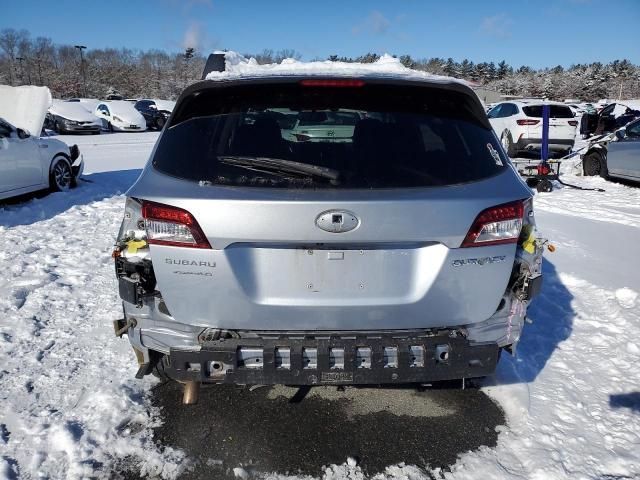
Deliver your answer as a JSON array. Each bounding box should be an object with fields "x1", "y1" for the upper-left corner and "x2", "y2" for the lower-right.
[
  {"x1": 497, "y1": 60, "x2": 511, "y2": 79},
  {"x1": 443, "y1": 57, "x2": 457, "y2": 76}
]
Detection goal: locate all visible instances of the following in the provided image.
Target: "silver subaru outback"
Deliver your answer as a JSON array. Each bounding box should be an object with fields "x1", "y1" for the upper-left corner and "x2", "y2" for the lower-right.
[{"x1": 113, "y1": 57, "x2": 543, "y2": 401}]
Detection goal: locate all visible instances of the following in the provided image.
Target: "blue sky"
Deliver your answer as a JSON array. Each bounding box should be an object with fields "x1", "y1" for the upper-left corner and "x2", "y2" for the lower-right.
[{"x1": 3, "y1": 0, "x2": 639, "y2": 68}]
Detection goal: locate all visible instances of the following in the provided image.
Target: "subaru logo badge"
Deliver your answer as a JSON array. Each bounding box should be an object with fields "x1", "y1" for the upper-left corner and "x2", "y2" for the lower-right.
[{"x1": 315, "y1": 210, "x2": 359, "y2": 233}]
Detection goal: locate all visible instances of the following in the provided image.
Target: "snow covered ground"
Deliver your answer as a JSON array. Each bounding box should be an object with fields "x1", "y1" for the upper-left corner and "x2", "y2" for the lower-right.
[{"x1": 1, "y1": 131, "x2": 639, "y2": 480}]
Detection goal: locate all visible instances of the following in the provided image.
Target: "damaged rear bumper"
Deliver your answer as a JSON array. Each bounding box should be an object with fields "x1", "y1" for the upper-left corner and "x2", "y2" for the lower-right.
[{"x1": 163, "y1": 334, "x2": 500, "y2": 385}]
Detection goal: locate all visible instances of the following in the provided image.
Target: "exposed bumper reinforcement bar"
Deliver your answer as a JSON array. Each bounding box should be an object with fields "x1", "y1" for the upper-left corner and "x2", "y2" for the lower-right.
[{"x1": 164, "y1": 335, "x2": 500, "y2": 385}]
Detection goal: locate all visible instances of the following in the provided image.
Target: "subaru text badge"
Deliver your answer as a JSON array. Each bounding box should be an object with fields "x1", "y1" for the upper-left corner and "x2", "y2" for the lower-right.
[{"x1": 315, "y1": 210, "x2": 359, "y2": 233}]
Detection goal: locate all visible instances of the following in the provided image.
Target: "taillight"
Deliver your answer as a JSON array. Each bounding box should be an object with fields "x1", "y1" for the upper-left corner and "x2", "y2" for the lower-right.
[
  {"x1": 537, "y1": 163, "x2": 551, "y2": 175},
  {"x1": 294, "y1": 133, "x2": 311, "y2": 142},
  {"x1": 516, "y1": 119, "x2": 540, "y2": 126},
  {"x1": 461, "y1": 200, "x2": 525, "y2": 248},
  {"x1": 568, "y1": 120, "x2": 578, "y2": 126},
  {"x1": 299, "y1": 79, "x2": 365, "y2": 87},
  {"x1": 141, "y1": 201, "x2": 211, "y2": 249}
]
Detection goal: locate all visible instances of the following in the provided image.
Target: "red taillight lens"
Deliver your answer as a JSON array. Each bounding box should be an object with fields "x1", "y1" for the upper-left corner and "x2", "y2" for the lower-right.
[
  {"x1": 299, "y1": 79, "x2": 366, "y2": 87},
  {"x1": 516, "y1": 119, "x2": 540, "y2": 126},
  {"x1": 142, "y1": 201, "x2": 211, "y2": 249},
  {"x1": 461, "y1": 200, "x2": 525, "y2": 248},
  {"x1": 568, "y1": 120, "x2": 578, "y2": 126},
  {"x1": 294, "y1": 133, "x2": 311, "y2": 142},
  {"x1": 537, "y1": 163, "x2": 551, "y2": 175}
]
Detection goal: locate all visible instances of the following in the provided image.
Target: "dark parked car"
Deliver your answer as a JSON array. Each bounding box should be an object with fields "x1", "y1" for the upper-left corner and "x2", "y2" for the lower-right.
[
  {"x1": 134, "y1": 99, "x2": 175, "y2": 130},
  {"x1": 580, "y1": 102, "x2": 640, "y2": 138}
]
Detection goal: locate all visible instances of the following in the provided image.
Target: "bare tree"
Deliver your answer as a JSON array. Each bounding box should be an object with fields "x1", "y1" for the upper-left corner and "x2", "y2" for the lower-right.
[
  {"x1": 0, "y1": 28, "x2": 29, "y2": 85},
  {"x1": 33, "y1": 37, "x2": 54, "y2": 86}
]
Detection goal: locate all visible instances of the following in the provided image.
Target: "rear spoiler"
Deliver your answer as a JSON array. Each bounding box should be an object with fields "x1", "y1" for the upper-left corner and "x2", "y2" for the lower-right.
[{"x1": 201, "y1": 53, "x2": 226, "y2": 79}]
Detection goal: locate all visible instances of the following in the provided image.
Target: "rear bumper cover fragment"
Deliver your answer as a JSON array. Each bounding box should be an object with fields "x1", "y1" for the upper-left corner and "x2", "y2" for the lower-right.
[{"x1": 164, "y1": 335, "x2": 500, "y2": 385}]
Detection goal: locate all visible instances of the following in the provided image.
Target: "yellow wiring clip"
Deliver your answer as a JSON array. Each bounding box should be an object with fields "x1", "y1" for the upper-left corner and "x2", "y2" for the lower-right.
[
  {"x1": 126, "y1": 240, "x2": 147, "y2": 255},
  {"x1": 521, "y1": 226, "x2": 536, "y2": 254}
]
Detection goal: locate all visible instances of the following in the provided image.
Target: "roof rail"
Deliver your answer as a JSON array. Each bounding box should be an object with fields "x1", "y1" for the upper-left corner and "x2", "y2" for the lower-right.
[{"x1": 201, "y1": 53, "x2": 226, "y2": 79}]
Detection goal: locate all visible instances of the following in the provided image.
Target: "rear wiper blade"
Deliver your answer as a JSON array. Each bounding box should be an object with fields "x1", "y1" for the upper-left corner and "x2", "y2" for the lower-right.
[{"x1": 218, "y1": 156, "x2": 340, "y2": 182}]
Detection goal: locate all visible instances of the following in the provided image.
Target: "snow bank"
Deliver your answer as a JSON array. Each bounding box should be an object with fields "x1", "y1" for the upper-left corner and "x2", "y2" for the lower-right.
[
  {"x1": 205, "y1": 51, "x2": 466, "y2": 85},
  {"x1": 0, "y1": 169, "x2": 186, "y2": 478},
  {"x1": 0, "y1": 85, "x2": 52, "y2": 135}
]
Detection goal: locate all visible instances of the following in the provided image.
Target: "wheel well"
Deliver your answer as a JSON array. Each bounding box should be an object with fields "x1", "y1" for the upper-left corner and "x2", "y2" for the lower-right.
[
  {"x1": 49, "y1": 153, "x2": 72, "y2": 174},
  {"x1": 582, "y1": 148, "x2": 606, "y2": 176},
  {"x1": 584, "y1": 148, "x2": 603, "y2": 160}
]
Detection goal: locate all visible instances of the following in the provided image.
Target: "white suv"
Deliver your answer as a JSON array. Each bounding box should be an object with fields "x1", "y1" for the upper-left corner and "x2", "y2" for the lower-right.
[{"x1": 488, "y1": 101, "x2": 577, "y2": 157}]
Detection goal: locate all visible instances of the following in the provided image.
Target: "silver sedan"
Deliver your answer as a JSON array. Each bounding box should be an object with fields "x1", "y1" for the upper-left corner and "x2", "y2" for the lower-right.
[{"x1": 582, "y1": 118, "x2": 640, "y2": 182}]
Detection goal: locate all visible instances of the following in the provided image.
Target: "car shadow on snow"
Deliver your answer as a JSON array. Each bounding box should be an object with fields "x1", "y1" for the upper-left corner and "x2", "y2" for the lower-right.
[
  {"x1": 492, "y1": 258, "x2": 575, "y2": 385},
  {"x1": 130, "y1": 381, "x2": 505, "y2": 479},
  {"x1": 0, "y1": 169, "x2": 141, "y2": 228}
]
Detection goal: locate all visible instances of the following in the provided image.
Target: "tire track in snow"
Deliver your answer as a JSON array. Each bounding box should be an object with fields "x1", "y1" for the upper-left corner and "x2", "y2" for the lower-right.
[{"x1": 533, "y1": 175, "x2": 640, "y2": 229}]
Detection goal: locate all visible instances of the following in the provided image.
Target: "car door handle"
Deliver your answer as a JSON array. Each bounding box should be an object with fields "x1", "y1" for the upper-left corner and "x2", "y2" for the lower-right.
[{"x1": 39, "y1": 144, "x2": 48, "y2": 148}]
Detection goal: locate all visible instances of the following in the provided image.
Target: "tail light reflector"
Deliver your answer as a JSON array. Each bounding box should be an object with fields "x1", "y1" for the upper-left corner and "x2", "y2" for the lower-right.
[
  {"x1": 294, "y1": 133, "x2": 311, "y2": 142},
  {"x1": 568, "y1": 120, "x2": 578, "y2": 126},
  {"x1": 142, "y1": 201, "x2": 211, "y2": 249},
  {"x1": 300, "y1": 79, "x2": 366, "y2": 87},
  {"x1": 517, "y1": 119, "x2": 540, "y2": 126},
  {"x1": 537, "y1": 163, "x2": 551, "y2": 175},
  {"x1": 461, "y1": 200, "x2": 525, "y2": 248}
]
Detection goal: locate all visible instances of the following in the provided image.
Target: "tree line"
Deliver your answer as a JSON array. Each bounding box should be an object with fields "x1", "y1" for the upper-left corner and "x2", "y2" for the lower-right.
[
  {"x1": 332, "y1": 53, "x2": 639, "y2": 101},
  {"x1": 1, "y1": 28, "x2": 638, "y2": 102}
]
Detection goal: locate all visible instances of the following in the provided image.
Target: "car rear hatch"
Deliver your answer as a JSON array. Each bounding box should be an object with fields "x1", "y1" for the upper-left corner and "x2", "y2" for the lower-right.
[
  {"x1": 129, "y1": 78, "x2": 531, "y2": 331},
  {"x1": 523, "y1": 104, "x2": 577, "y2": 140}
]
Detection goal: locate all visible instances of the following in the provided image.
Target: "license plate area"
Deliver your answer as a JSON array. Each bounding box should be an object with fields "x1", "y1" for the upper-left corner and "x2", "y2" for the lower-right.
[{"x1": 226, "y1": 245, "x2": 430, "y2": 304}]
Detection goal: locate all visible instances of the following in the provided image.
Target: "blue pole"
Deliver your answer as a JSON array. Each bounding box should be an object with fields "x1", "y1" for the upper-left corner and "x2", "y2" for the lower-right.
[{"x1": 541, "y1": 104, "x2": 550, "y2": 163}]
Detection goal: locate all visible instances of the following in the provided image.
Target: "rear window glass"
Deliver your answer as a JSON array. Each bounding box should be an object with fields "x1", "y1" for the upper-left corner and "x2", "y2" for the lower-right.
[
  {"x1": 153, "y1": 83, "x2": 506, "y2": 189},
  {"x1": 523, "y1": 105, "x2": 574, "y2": 118}
]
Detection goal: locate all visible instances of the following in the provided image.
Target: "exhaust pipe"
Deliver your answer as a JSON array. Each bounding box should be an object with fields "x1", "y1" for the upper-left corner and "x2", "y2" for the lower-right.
[{"x1": 182, "y1": 381, "x2": 200, "y2": 405}]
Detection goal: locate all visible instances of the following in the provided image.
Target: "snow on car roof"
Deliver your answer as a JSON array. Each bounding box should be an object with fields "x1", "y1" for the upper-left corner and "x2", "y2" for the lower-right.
[
  {"x1": 100, "y1": 100, "x2": 141, "y2": 116},
  {"x1": 205, "y1": 51, "x2": 468, "y2": 86},
  {"x1": 50, "y1": 99, "x2": 99, "y2": 122},
  {"x1": 618, "y1": 99, "x2": 640, "y2": 110},
  {"x1": 68, "y1": 98, "x2": 101, "y2": 113},
  {"x1": 152, "y1": 99, "x2": 176, "y2": 112}
]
